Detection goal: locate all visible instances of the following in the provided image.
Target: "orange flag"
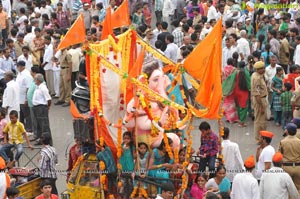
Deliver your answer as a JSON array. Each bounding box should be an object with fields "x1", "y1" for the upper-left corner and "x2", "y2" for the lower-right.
[
  {"x1": 195, "y1": 43, "x2": 222, "y2": 119},
  {"x1": 111, "y1": 0, "x2": 131, "y2": 28},
  {"x1": 57, "y1": 14, "x2": 86, "y2": 50},
  {"x1": 183, "y1": 19, "x2": 223, "y2": 82},
  {"x1": 185, "y1": 18, "x2": 223, "y2": 119},
  {"x1": 70, "y1": 99, "x2": 88, "y2": 119},
  {"x1": 101, "y1": 7, "x2": 113, "y2": 40},
  {"x1": 126, "y1": 47, "x2": 145, "y2": 104}
]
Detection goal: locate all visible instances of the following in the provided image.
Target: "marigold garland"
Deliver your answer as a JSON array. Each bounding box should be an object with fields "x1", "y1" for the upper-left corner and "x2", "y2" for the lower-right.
[
  {"x1": 117, "y1": 120, "x2": 122, "y2": 159},
  {"x1": 174, "y1": 148, "x2": 179, "y2": 164},
  {"x1": 71, "y1": 155, "x2": 84, "y2": 172},
  {"x1": 163, "y1": 133, "x2": 173, "y2": 160},
  {"x1": 99, "y1": 161, "x2": 105, "y2": 171},
  {"x1": 130, "y1": 187, "x2": 149, "y2": 199}
]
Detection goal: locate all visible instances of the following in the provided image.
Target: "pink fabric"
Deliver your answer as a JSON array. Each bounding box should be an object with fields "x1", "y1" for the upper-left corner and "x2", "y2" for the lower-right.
[
  {"x1": 222, "y1": 65, "x2": 238, "y2": 122},
  {"x1": 190, "y1": 184, "x2": 206, "y2": 199},
  {"x1": 0, "y1": 119, "x2": 7, "y2": 139}
]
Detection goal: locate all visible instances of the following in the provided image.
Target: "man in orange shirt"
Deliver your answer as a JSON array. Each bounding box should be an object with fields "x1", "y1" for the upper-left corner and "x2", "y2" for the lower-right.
[{"x1": 0, "y1": 4, "x2": 8, "y2": 49}]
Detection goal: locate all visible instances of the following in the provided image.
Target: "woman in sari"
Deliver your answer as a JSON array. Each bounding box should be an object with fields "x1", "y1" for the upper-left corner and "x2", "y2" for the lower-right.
[
  {"x1": 271, "y1": 67, "x2": 284, "y2": 126},
  {"x1": 222, "y1": 58, "x2": 238, "y2": 123},
  {"x1": 234, "y1": 61, "x2": 251, "y2": 127}
]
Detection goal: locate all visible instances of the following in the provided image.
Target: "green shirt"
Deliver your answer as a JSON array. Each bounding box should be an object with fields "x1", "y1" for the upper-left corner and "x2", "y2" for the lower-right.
[
  {"x1": 27, "y1": 80, "x2": 36, "y2": 108},
  {"x1": 280, "y1": 91, "x2": 293, "y2": 112}
]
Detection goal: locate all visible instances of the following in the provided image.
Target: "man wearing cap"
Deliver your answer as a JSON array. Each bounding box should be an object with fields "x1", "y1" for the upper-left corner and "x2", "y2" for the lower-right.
[
  {"x1": 291, "y1": 117, "x2": 300, "y2": 139},
  {"x1": 16, "y1": 60, "x2": 33, "y2": 133},
  {"x1": 0, "y1": 157, "x2": 10, "y2": 199},
  {"x1": 156, "y1": 182, "x2": 175, "y2": 199},
  {"x1": 260, "y1": 152, "x2": 299, "y2": 199},
  {"x1": 279, "y1": 123, "x2": 300, "y2": 193},
  {"x1": 251, "y1": 61, "x2": 268, "y2": 143},
  {"x1": 256, "y1": 131, "x2": 275, "y2": 179},
  {"x1": 2, "y1": 71, "x2": 19, "y2": 121},
  {"x1": 231, "y1": 155, "x2": 259, "y2": 199}
]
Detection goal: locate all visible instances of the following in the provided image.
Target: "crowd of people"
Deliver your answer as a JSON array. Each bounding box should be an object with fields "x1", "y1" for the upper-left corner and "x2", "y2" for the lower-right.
[{"x1": 0, "y1": 0, "x2": 299, "y2": 198}]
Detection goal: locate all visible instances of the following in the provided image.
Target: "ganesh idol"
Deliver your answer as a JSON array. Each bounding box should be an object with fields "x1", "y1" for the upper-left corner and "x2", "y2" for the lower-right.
[{"x1": 124, "y1": 58, "x2": 180, "y2": 149}]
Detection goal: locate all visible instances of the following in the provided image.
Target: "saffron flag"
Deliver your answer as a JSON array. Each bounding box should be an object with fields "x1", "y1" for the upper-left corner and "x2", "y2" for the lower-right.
[
  {"x1": 111, "y1": 0, "x2": 131, "y2": 28},
  {"x1": 101, "y1": 7, "x2": 113, "y2": 40},
  {"x1": 184, "y1": 19, "x2": 223, "y2": 119},
  {"x1": 183, "y1": 19, "x2": 222, "y2": 82},
  {"x1": 57, "y1": 14, "x2": 86, "y2": 50},
  {"x1": 126, "y1": 47, "x2": 145, "y2": 104}
]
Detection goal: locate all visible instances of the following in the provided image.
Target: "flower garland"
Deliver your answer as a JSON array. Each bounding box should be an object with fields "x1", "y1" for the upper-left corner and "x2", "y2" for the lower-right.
[
  {"x1": 163, "y1": 133, "x2": 173, "y2": 160},
  {"x1": 71, "y1": 155, "x2": 84, "y2": 172},
  {"x1": 130, "y1": 186, "x2": 149, "y2": 198},
  {"x1": 99, "y1": 161, "x2": 105, "y2": 171},
  {"x1": 174, "y1": 148, "x2": 179, "y2": 164},
  {"x1": 175, "y1": 173, "x2": 188, "y2": 198},
  {"x1": 131, "y1": 78, "x2": 186, "y2": 112}
]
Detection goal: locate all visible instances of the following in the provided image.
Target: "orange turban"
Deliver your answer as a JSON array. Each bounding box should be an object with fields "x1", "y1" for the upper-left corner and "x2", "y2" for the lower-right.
[
  {"x1": 260, "y1": 131, "x2": 274, "y2": 138},
  {"x1": 244, "y1": 155, "x2": 255, "y2": 168},
  {"x1": 273, "y1": 152, "x2": 283, "y2": 163}
]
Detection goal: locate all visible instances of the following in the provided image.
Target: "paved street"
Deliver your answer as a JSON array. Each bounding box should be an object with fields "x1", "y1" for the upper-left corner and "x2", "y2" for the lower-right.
[{"x1": 19, "y1": 103, "x2": 284, "y2": 196}]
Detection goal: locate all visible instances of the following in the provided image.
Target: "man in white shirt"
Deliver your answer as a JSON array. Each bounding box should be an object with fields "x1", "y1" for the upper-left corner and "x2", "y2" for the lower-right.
[
  {"x1": 221, "y1": 127, "x2": 244, "y2": 182},
  {"x1": 155, "y1": 182, "x2": 175, "y2": 199},
  {"x1": 23, "y1": 25, "x2": 35, "y2": 47},
  {"x1": 39, "y1": 0, "x2": 52, "y2": 18},
  {"x1": 236, "y1": 30, "x2": 250, "y2": 63},
  {"x1": 207, "y1": 0, "x2": 217, "y2": 22},
  {"x1": 16, "y1": 60, "x2": 33, "y2": 132},
  {"x1": 294, "y1": 36, "x2": 300, "y2": 66},
  {"x1": 42, "y1": 35, "x2": 55, "y2": 96},
  {"x1": 260, "y1": 152, "x2": 300, "y2": 199},
  {"x1": 164, "y1": 34, "x2": 178, "y2": 63},
  {"x1": 17, "y1": 46, "x2": 33, "y2": 72},
  {"x1": 256, "y1": 131, "x2": 275, "y2": 179},
  {"x1": 32, "y1": 73, "x2": 52, "y2": 146},
  {"x1": 2, "y1": 71, "x2": 19, "y2": 121},
  {"x1": 162, "y1": 0, "x2": 175, "y2": 32},
  {"x1": 0, "y1": 48, "x2": 15, "y2": 88},
  {"x1": 231, "y1": 155, "x2": 259, "y2": 199},
  {"x1": 264, "y1": 56, "x2": 282, "y2": 90},
  {"x1": 68, "y1": 44, "x2": 82, "y2": 90},
  {"x1": 222, "y1": 37, "x2": 233, "y2": 69}
]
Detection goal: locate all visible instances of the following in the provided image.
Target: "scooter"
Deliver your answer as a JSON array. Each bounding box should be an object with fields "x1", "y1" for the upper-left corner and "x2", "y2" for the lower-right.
[{"x1": 71, "y1": 81, "x2": 90, "y2": 113}]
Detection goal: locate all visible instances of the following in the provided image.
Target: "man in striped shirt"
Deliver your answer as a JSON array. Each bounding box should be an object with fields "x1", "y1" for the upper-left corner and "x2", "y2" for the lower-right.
[{"x1": 39, "y1": 133, "x2": 58, "y2": 195}]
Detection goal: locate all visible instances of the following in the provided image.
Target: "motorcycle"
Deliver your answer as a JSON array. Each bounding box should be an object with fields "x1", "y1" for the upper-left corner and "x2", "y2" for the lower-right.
[{"x1": 71, "y1": 81, "x2": 90, "y2": 113}]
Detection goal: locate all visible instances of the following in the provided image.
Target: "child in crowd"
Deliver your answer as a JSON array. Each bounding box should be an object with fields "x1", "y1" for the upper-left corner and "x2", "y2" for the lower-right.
[
  {"x1": 119, "y1": 131, "x2": 136, "y2": 199},
  {"x1": 35, "y1": 180, "x2": 59, "y2": 199},
  {"x1": 133, "y1": 142, "x2": 149, "y2": 191},
  {"x1": 0, "y1": 108, "x2": 7, "y2": 143},
  {"x1": 190, "y1": 174, "x2": 208, "y2": 199},
  {"x1": 132, "y1": 5, "x2": 145, "y2": 28},
  {"x1": 281, "y1": 82, "x2": 293, "y2": 129},
  {"x1": 6, "y1": 187, "x2": 19, "y2": 199},
  {"x1": 0, "y1": 110, "x2": 33, "y2": 168},
  {"x1": 271, "y1": 67, "x2": 284, "y2": 126}
]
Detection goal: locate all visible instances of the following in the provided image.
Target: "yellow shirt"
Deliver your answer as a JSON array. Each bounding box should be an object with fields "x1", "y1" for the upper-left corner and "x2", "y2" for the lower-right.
[{"x1": 3, "y1": 121, "x2": 26, "y2": 144}]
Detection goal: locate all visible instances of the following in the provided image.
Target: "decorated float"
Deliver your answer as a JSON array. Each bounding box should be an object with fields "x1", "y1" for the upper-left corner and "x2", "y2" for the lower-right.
[{"x1": 61, "y1": 1, "x2": 224, "y2": 198}]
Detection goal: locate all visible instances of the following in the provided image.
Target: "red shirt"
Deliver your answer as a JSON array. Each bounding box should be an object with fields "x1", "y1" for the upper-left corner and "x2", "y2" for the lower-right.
[
  {"x1": 283, "y1": 73, "x2": 300, "y2": 91},
  {"x1": 35, "y1": 194, "x2": 59, "y2": 199}
]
